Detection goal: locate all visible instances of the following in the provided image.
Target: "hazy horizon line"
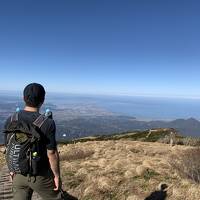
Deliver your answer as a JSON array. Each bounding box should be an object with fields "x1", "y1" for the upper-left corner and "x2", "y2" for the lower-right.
[{"x1": 1, "y1": 89, "x2": 200, "y2": 100}]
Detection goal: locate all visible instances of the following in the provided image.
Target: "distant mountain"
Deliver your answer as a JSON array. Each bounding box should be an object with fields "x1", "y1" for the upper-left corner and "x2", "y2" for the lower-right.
[
  {"x1": 167, "y1": 118, "x2": 200, "y2": 136},
  {"x1": 147, "y1": 118, "x2": 200, "y2": 136},
  {"x1": 1, "y1": 98, "x2": 200, "y2": 143},
  {"x1": 1, "y1": 114, "x2": 200, "y2": 144},
  {"x1": 55, "y1": 116, "x2": 200, "y2": 141}
]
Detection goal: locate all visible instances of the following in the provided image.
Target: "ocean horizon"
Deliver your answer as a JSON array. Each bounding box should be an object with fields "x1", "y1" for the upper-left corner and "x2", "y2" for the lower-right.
[{"x1": 1, "y1": 91, "x2": 200, "y2": 121}]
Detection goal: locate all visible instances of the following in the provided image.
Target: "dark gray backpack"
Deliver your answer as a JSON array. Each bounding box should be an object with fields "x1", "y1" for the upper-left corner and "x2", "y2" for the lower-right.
[{"x1": 4, "y1": 112, "x2": 49, "y2": 176}]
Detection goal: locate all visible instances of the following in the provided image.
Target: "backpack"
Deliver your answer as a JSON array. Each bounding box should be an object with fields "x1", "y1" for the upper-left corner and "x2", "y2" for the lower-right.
[{"x1": 4, "y1": 112, "x2": 51, "y2": 176}]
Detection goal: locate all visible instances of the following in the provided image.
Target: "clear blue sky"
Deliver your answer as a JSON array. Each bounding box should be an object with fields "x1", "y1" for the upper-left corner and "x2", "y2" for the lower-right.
[{"x1": 0, "y1": 0, "x2": 200, "y2": 98}]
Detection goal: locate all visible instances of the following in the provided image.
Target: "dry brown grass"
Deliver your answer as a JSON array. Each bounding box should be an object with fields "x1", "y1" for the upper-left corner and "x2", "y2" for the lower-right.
[
  {"x1": 59, "y1": 145, "x2": 94, "y2": 161},
  {"x1": 169, "y1": 147, "x2": 200, "y2": 183},
  {"x1": 0, "y1": 138, "x2": 199, "y2": 199},
  {"x1": 158, "y1": 135, "x2": 200, "y2": 147},
  {"x1": 0, "y1": 146, "x2": 5, "y2": 170},
  {"x1": 1, "y1": 140, "x2": 198, "y2": 199},
  {"x1": 58, "y1": 140, "x2": 200, "y2": 200},
  {"x1": 182, "y1": 137, "x2": 200, "y2": 146}
]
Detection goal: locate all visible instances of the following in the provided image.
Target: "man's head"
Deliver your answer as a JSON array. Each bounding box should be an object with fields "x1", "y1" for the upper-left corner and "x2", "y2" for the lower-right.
[{"x1": 23, "y1": 83, "x2": 46, "y2": 108}]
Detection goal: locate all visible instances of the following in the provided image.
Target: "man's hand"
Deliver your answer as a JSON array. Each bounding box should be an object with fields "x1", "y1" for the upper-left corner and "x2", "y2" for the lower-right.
[
  {"x1": 9, "y1": 172, "x2": 14, "y2": 182},
  {"x1": 54, "y1": 176, "x2": 62, "y2": 191}
]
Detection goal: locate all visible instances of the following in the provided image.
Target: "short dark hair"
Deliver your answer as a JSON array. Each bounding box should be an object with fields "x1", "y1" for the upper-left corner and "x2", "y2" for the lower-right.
[{"x1": 23, "y1": 83, "x2": 46, "y2": 107}]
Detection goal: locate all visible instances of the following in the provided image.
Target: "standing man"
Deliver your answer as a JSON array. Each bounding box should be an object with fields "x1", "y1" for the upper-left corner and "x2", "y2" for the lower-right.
[{"x1": 4, "y1": 83, "x2": 62, "y2": 200}]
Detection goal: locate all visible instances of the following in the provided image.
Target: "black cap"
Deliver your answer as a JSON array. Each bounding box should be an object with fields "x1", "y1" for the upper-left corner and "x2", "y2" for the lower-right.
[{"x1": 23, "y1": 83, "x2": 46, "y2": 107}]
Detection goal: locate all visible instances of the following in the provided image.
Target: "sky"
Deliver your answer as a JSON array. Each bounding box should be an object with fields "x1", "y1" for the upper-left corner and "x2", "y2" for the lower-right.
[{"x1": 0, "y1": 0, "x2": 200, "y2": 98}]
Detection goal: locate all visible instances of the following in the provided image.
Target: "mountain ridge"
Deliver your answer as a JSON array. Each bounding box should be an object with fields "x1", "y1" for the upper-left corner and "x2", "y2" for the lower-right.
[{"x1": 55, "y1": 116, "x2": 200, "y2": 141}]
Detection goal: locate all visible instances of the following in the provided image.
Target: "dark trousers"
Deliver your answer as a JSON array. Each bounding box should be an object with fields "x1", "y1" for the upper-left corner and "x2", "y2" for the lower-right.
[{"x1": 12, "y1": 173, "x2": 62, "y2": 200}]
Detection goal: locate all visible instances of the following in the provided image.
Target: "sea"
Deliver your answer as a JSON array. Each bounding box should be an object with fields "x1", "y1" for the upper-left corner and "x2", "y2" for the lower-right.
[
  {"x1": 46, "y1": 93, "x2": 200, "y2": 121},
  {"x1": 2, "y1": 91, "x2": 200, "y2": 121}
]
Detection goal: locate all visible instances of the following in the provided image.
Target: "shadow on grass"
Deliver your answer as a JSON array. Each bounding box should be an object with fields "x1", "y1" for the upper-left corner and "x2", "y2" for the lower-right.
[
  {"x1": 61, "y1": 189, "x2": 78, "y2": 200},
  {"x1": 144, "y1": 184, "x2": 168, "y2": 200}
]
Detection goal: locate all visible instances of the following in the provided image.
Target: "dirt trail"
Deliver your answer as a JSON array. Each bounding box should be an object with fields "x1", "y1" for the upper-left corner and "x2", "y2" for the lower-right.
[{"x1": 0, "y1": 165, "x2": 42, "y2": 200}]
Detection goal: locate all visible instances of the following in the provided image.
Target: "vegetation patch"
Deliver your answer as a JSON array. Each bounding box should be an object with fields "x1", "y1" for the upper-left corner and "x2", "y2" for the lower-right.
[
  {"x1": 59, "y1": 128, "x2": 195, "y2": 146},
  {"x1": 65, "y1": 177, "x2": 84, "y2": 189},
  {"x1": 169, "y1": 147, "x2": 200, "y2": 183},
  {"x1": 143, "y1": 169, "x2": 160, "y2": 181},
  {"x1": 0, "y1": 147, "x2": 5, "y2": 170},
  {"x1": 60, "y1": 148, "x2": 94, "y2": 161}
]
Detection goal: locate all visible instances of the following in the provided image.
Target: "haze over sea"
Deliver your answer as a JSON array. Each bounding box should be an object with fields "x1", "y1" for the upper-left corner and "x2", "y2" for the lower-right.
[
  {"x1": 2, "y1": 91, "x2": 200, "y2": 121},
  {"x1": 45, "y1": 94, "x2": 200, "y2": 121}
]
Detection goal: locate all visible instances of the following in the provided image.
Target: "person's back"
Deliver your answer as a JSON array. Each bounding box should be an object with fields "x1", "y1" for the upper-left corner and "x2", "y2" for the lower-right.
[{"x1": 4, "y1": 83, "x2": 63, "y2": 200}]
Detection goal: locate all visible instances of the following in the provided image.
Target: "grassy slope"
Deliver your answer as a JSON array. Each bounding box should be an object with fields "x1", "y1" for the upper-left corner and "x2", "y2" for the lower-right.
[
  {"x1": 58, "y1": 129, "x2": 199, "y2": 200},
  {"x1": 59, "y1": 140, "x2": 200, "y2": 200},
  {"x1": 59, "y1": 128, "x2": 184, "y2": 144},
  {"x1": 0, "y1": 129, "x2": 199, "y2": 199}
]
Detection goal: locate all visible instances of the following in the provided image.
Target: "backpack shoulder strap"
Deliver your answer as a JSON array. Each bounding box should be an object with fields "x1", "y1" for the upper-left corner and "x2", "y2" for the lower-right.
[
  {"x1": 33, "y1": 114, "x2": 48, "y2": 129},
  {"x1": 11, "y1": 112, "x2": 19, "y2": 122}
]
